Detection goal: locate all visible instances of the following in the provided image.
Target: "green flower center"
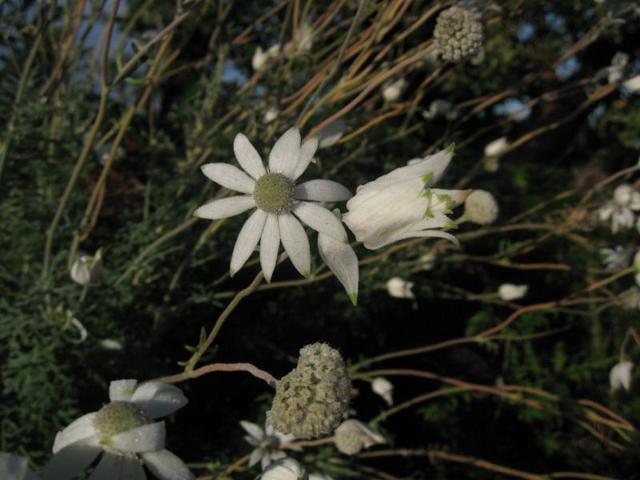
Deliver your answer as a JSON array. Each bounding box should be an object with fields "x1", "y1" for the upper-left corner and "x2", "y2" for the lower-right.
[
  {"x1": 93, "y1": 401, "x2": 151, "y2": 439},
  {"x1": 254, "y1": 173, "x2": 295, "y2": 214}
]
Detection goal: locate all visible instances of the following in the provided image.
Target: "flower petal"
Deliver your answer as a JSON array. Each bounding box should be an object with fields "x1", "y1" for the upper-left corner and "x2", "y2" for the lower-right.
[
  {"x1": 278, "y1": 213, "x2": 311, "y2": 277},
  {"x1": 292, "y1": 202, "x2": 347, "y2": 242},
  {"x1": 109, "y1": 379, "x2": 138, "y2": 402},
  {"x1": 318, "y1": 233, "x2": 359, "y2": 305},
  {"x1": 292, "y1": 137, "x2": 318, "y2": 180},
  {"x1": 364, "y1": 228, "x2": 458, "y2": 250},
  {"x1": 89, "y1": 453, "x2": 145, "y2": 480},
  {"x1": 142, "y1": 449, "x2": 194, "y2": 480},
  {"x1": 240, "y1": 421, "x2": 265, "y2": 442},
  {"x1": 110, "y1": 422, "x2": 166, "y2": 453},
  {"x1": 130, "y1": 382, "x2": 188, "y2": 418},
  {"x1": 201, "y1": 163, "x2": 255, "y2": 194},
  {"x1": 269, "y1": 128, "x2": 301, "y2": 178},
  {"x1": 53, "y1": 412, "x2": 98, "y2": 453},
  {"x1": 234, "y1": 133, "x2": 267, "y2": 179},
  {"x1": 249, "y1": 448, "x2": 263, "y2": 467},
  {"x1": 193, "y1": 196, "x2": 255, "y2": 220},
  {"x1": 43, "y1": 441, "x2": 102, "y2": 480},
  {"x1": 231, "y1": 209, "x2": 267, "y2": 276},
  {"x1": 260, "y1": 214, "x2": 280, "y2": 282},
  {"x1": 294, "y1": 180, "x2": 352, "y2": 202}
]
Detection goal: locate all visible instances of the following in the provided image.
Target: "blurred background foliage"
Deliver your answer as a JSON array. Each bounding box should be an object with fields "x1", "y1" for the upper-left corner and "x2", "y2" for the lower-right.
[{"x1": 2, "y1": 0, "x2": 640, "y2": 478}]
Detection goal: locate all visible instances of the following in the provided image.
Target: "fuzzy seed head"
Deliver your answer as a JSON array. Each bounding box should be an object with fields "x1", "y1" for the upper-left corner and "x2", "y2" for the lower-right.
[
  {"x1": 267, "y1": 343, "x2": 351, "y2": 439},
  {"x1": 93, "y1": 401, "x2": 151, "y2": 439},
  {"x1": 254, "y1": 173, "x2": 295, "y2": 214},
  {"x1": 434, "y1": 6, "x2": 484, "y2": 62},
  {"x1": 464, "y1": 189, "x2": 499, "y2": 225}
]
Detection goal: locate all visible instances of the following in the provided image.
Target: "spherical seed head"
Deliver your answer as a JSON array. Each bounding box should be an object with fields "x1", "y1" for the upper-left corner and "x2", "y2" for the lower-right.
[
  {"x1": 434, "y1": 6, "x2": 484, "y2": 62},
  {"x1": 464, "y1": 189, "x2": 498, "y2": 225},
  {"x1": 254, "y1": 173, "x2": 295, "y2": 214},
  {"x1": 267, "y1": 343, "x2": 351, "y2": 439},
  {"x1": 93, "y1": 401, "x2": 151, "y2": 439}
]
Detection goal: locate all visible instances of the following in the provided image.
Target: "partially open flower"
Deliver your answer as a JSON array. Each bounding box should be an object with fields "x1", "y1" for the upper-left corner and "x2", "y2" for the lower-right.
[
  {"x1": 0, "y1": 453, "x2": 39, "y2": 480},
  {"x1": 463, "y1": 190, "x2": 499, "y2": 225},
  {"x1": 334, "y1": 420, "x2": 385, "y2": 455},
  {"x1": 261, "y1": 458, "x2": 308, "y2": 480},
  {"x1": 610, "y1": 361, "x2": 633, "y2": 392},
  {"x1": 44, "y1": 379, "x2": 192, "y2": 480},
  {"x1": 343, "y1": 148, "x2": 469, "y2": 249},
  {"x1": 498, "y1": 283, "x2": 528, "y2": 301}
]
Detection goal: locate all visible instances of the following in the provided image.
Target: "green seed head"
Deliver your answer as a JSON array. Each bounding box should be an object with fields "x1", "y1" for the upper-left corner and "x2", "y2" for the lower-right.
[
  {"x1": 93, "y1": 402, "x2": 151, "y2": 439},
  {"x1": 254, "y1": 173, "x2": 295, "y2": 214}
]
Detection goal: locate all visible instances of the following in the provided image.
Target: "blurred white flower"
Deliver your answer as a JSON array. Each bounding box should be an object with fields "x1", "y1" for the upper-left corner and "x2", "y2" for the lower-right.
[
  {"x1": 99, "y1": 338, "x2": 123, "y2": 351},
  {"x1": 484, "y1": 156, "x2": 500, "y2": 173},
  {"x1": 290, "y1": 22, "x2": 313, "y2": 53},
  {"x1": 598, "y1": 184, "x2": 640, "y2": 233},
  {"x1": 70, "y1": 249, "x2": 103, "y2": 285},
  {"x1": 600, "y1": 246, "x2": 632, "y2": 271},
  {"x1": 423, "y1": 99, "x2": 456, "y2": 120},
  {"x1": 419, "y1": 251, "x2": 437, "y2": 271},
  {"x1": 253, "y1": 45, "x2": 281, "y2": 72},
  {"x1": 334, "y1": 420, "x2": 385, "y2": 455},
  {"x1": 623, "y1": 74, "x2": 640, "y2": 94},
  {"x1": 382, "y1": 78, "x2": 407, "y2": 103},
  {"x1": 194, "y1": 128, "x2": 354, "y2": 292},
  {"x1": 386, "y1": 277, "x2": 414, "y2": 299},
  {"x1": 607, "y1": 52, "x2": 629, "y2": 84},
  {"x1": 620, "y1": 287, "x2": 640, "y2": 310},
  {"x1": 317, "y1": 119, "x2": 346, "y2": 148},
  {"x1": 0, "y1": 453, "x2": 39, "y2": 480},
  {"x1": 371, "y1": 377, "x2": 394, "y2": 405},
  {"x1": 498, "y1": 283, "x2": 528, "y2": 301},
  {"x1": 309, "y1": 474, "x2": 334, "y2": 480},
  {"x1": 610, "y1": 361, "x2": 633, "y2": 392},
  {"x1": 241, "y1": 421, "x2": 298, "y2": 470},
  {"x1": 484, "y1": 137, "x2": 509, "y2": 157},
  {"x1": 44, "y1": 379, "x2": 192, "y2": 480},
  {"x1": 264, "y1": 107, "x2": 280, "y2": 124},
  {"x1": 261, "y1": 458, "x2": 307, "y2": 480},
  {"x1": 463, "y1": 190, "x2": 499, "y2": 225},
  {"x1": 343, "y1": 148, "x2": 468, "y2": 249}
]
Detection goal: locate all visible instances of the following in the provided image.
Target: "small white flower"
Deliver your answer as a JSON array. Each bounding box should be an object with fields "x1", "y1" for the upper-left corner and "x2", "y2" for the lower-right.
[
  {"x1": 70, "y1": 250, "x2": 103, "y2": 285},
  {"x1": 240, "y1": 421, "x2": 298, "y2": 471},
  {"x1": 610, "y1": 361, "x2": 633, "y2": 392},
  {"x1": 316, "y1": 119, "x2": 346, "y2": 149},
  {"x1": 498, "y1": 283, "x2": 528, "y2": 301},
  {"x1": 463, "y1": 190, "x2": 499, "y2": 225},
  {"x1": 44, "y1": 379, "x2": 192, "y2": 480},
  {"x1": 194, "y1": 128, "x2": 356, "y2": 298},
  {"x1": 386, "y1": 277, "x2": 414, "y2": 299},
  {"x1": 599, "y1": 184, "x2": 640, "y2": 233},
  {"x1": 253, "y1": 45, "x2": 281, "y2": 72},
  {"x1": 334, "y1": 419, "x2": 385, "y2": 455},
  {"x1": 623, "y1": 74, "x2": 640, "y2": 94},
  {"x1": 0, "y1": 453, "x2": 39, "y2": 480},
  {"x1": 261, "y1": 458, "x2": 307, "y2": 480},
  {"x1": 371, "y1": 377, "x2": 394, "y2": 405},
  {"x1": 600, "y1": 246, "x2": 632, "y2": 271},
  {"x1": 613, "y1": 184, "x2": 640, "y2": 207},
  {"x1": 343, "y1": 148, "x2": 468, "y2": 249},
  {"x1": 484, "y1": 137, "x2": 509, "y2": 157},
  {"x1": 264, "y1": 107, "x2": 280, "y2": 124},
  {"x1": 382, "y1": 78, "x2": 407, "y2": 103}
]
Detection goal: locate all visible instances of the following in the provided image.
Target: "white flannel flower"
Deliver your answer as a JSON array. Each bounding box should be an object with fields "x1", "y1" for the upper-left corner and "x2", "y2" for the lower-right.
[
  {"x1": 0, "y1": 453, "x2": 39, "y2": 480},
  {"x1": 382, "y1": 78, "x2": 407, "y2": 103},
  {"x1": 344, "y1": 148, "x2": 469, "y2": 249},
  {"x1": 44, "y1": 379, "x2": 192, "y2": 480},
  {"x1": 610, "y1": 361, "x2": 633, "y2": 392},
  {"x1": 386, "y1": 277, "x2": 415, "y2": 299},
  {"x1": 371, "y1": 377, "x2": 394, "y2": 405},
  {"x1": 261, "y1": 458, "x2": 307, "y2": 480},
  {"x1": 598, "y1": 184, "x2": 640, "y2": 233},
  {"x1": 600, "y1": 246, "x2": 632, "y2": 271},
  {"x1": 240, "y1": 421, "x2": 299, "y2": 470},
  {"x1": 194, "y1": 128, "x2": 356, "y2": 294},
  {"x1": 70, "y1": 249, "x2": 103, "y2": 285},
  {"x1": 498, "y1": 283, "x2": 528, "y2": 301}
]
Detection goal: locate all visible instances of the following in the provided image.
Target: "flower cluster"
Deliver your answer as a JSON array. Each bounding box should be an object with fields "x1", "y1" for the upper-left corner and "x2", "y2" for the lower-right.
[
  {"x1": 433, "y1": 6, "x2": 484, "y2": 62},
  {"x1": 598, "y1": 183, "x2": 640, "y2": 233}
]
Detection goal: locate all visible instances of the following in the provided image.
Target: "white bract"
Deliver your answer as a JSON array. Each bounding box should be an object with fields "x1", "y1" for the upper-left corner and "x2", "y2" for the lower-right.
[
  {"x1": 343, "y1": 148, "x2": 468, "y2": 249},
  {"x1": 44, "y1": 379, "x2": 192, "y2": 480},
  {"x1": 498, "y1": 283, "x2": 528, "y2": 301},
  {"x1": 70, "y1": 250, "x2": 103, "y2": 285},
  {"x1": 0, "y1": 453, "x2": 39, "y2": 480},
  {"x1": 194, "y1": 128, "x2": 356, "y2": 298},
  {"x1": 600, "y1": 246, "x2": 631, "y2": 271},
  {"x1": 261, "y1": 458, "x2": 308, "y2": 480},
  {"x1": 240, "y1": 421, "x2": 298, "y2": 470},
  {"x1": 610, "y1": 361, "x2": 633, "y2": 392},
  {"x1": 598, "y1": 184, "x2": 640, "y2": 233},
  {"x1": 371, "y1": 377, "x2": 394, "y2": 405},
  {"x1": 386, "y1": 277, "x2": 415, "y2": 299}
]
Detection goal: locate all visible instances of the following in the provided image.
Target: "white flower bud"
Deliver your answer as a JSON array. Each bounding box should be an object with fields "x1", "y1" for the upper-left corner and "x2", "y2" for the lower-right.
[
  {"x1": 498, "y1": 283, "x2": 528, "y2": 301},
  {"x1": 386, "y1": 277, "x2": 415, "y2": 299},
  {"x1": 382, "y1": 78, "x2": 407, "y2": 103},
  {"x1": 484, "y1": 137, "x2": 509, "y2": 157},
  {"x1": 371, "y1": 377, "x2": 394, "y2": 405},
  {"x1": 334, "y1": 420, "x2": 385, "y2": 455},
  {"x1": 464, "y1": 190, "x2": 499, "y2": 225},
  {"x1": 614, "y1": 184, "x2": 634, "y2": 206},
  {"x1": 264, "y1": 107, "x2": 280, "y2": 124},
  {"x1": 610, "y1": 361, "x2": 633, "y2": 392},
  {"x1": 623, "y1": 74, "x2": 640, "y2": 94},
  {"x1": 70, "y1": 250, "x2": 103, "y2": 285},
  {"x1": 261, "y1": 458, "x2": 308, "y2": 480}
]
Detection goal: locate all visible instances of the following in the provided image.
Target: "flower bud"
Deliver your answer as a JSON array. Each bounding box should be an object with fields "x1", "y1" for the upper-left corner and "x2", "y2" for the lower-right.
[
  {"x1": 371, "y1": 377, "x2": 394, "y2": 405},
  {"x1": 70, "y1": 250, "x2": 103, "y2": 285},
  {"x1": 498, "y1": 283, "x2": 528, "y2": 301},
  {"x1": 334, "y1": 420, "x2": 385, "y2": 455},
  {"x1": 610, "y1": 361, "x2": 633, "y2": 392},
  {"x1": 386, "y1": 277, "x2": 415, "y2": 299},
  {"x1": 261, "y1": 458, "x2": 308, "y2": 480},
  {"x1": 484, "y1": 137, "x2": 509, "y2": 157},
  {"x1": 464, "y1": 190, "x2": 499, "y2": 225},
  {"x1": 267, "y1": 343, "x2": 351, "y2": 439},
  {"x1": 382, "y1": 78, "x2": 407, "y2": 103},
  {"x1": 434, "y1": 6, "x2": 484, "y2": 62}
]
